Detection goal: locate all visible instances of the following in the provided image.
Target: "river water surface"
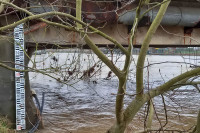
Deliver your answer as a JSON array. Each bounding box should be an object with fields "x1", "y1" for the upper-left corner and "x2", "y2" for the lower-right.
[{"x1": 29, "y1": 52, "x2": 200, "y2": 133}]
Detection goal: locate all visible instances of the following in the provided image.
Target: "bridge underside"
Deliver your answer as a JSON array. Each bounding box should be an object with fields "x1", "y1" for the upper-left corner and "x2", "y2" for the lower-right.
[
  {"x1": 1, "y1": 17, "x2": 199, "y2": 49},
  {"x1": 25, "y1": 24, "x2": 200, "y2": 49},
  {"x1": 0, "y1": 0, "x2": 200, "y2": 49}
]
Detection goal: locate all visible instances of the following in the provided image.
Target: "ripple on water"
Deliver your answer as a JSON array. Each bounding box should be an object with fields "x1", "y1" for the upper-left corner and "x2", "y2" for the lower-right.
[{"x1": 30, "y1": 55, "x2": 200, "y2": 132}]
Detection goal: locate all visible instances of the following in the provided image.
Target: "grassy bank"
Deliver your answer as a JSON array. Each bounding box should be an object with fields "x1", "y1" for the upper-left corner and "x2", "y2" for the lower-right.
[{"x1": 0, "y1": 116, "x2": 14, "y2": 133}]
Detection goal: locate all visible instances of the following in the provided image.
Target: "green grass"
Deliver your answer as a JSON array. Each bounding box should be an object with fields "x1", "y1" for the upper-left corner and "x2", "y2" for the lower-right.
[{"x1": 0, "y1": 116, "x2": 14, "y2": 133}]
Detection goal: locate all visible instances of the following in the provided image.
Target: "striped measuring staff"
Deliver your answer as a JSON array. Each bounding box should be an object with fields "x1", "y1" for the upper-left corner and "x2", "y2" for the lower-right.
[{"x1": 14, "y1": 24, "x2": 26, "y2": 130}]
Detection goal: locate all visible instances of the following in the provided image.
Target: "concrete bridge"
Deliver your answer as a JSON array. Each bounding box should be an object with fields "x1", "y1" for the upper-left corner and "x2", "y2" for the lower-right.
[
  {"x1": 0, "y1": 0, "x2": 200, "y2": 49},
  {"x1": 0, "y1": 0, "x2": 200, "y2": 130}
]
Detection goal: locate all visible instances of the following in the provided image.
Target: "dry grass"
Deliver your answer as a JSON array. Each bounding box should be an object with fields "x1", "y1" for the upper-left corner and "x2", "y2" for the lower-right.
[{"x1": 0, "y1": 116, "x2": 14, "y2": 133}]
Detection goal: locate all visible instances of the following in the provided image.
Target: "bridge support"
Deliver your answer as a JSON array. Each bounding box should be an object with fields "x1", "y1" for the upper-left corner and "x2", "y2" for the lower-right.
[
  {"x1": 0, "y1": 36, "x2": 15, "y2": 124},
  {"x1": 0, "y1": 36, "x2": 38, "y2": 129}
]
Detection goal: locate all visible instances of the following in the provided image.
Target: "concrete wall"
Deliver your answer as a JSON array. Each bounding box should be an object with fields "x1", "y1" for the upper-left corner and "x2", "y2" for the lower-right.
[{"x1": 0, "y1": 36, "x2": 15, "y2": 123}]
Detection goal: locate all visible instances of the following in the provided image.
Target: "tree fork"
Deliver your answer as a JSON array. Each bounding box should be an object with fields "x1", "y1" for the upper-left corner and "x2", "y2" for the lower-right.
[{"x1": 108, "y1": 1, "x2": 171, "y2": 132}]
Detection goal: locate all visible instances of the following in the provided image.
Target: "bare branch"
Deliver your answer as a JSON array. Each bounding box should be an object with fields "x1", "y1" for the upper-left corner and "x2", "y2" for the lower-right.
[{"x1": 136, "y1": 0, "x2": 171, "y2": 96}]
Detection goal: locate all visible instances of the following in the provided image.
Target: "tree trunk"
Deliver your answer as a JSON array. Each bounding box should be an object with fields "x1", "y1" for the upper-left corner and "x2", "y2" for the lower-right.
[
  {"x1": 194, "y1": 110, "x2": 200, "y2": 133},
  {"x1": 25, "y1": 48, "x2": 43, "y2": 129},
  {"x1": 107, "y1": 122, "x2": 126, "y2": 133},
  {"x1": 107, "y1": 1, "x2": 171, "y2": 132}
]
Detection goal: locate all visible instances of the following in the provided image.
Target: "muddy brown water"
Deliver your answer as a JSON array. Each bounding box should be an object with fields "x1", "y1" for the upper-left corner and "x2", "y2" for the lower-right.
[{"x1": 29, "y1": 53, "x2": 200, "y2": 133}]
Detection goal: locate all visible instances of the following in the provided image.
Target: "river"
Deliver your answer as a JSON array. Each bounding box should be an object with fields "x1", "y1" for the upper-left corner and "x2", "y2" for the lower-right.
[{"x1": 29, "y1": 51, "x2": 200, "y2": 133}]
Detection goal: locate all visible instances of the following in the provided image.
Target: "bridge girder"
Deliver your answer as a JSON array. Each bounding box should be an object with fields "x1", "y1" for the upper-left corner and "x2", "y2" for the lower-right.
[{"x1": 0, "y1": 0, "x2": 200, "y2": 48}]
